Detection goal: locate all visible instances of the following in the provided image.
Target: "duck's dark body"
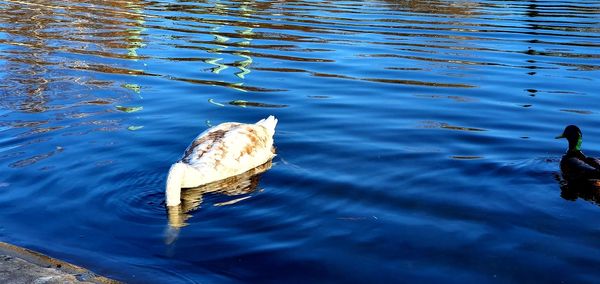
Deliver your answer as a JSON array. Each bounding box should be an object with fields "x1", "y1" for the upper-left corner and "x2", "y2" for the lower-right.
[
  {"x1": 557, "y1": 125, "x2": 600, "y2": 183},
  {"x1": 560, "y1": 150, "x2": 600, "y2": 182}
]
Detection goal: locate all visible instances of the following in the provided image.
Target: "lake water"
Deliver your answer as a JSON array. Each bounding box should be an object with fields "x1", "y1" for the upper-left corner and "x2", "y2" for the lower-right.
[{"x1": 1, "y1": 0, "x2": 599, "y2": 283}]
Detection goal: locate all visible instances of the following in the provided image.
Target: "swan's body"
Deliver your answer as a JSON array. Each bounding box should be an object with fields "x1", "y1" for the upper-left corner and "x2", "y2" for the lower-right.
[{"x1": 166, "y1": 116, "x2": 277, "y2": 206}]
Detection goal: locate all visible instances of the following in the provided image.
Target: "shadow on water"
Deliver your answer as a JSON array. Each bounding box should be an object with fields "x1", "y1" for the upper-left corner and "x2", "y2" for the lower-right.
[
  {"x1": 165, "y1": 160, "x2": 273, "y2": 244},
  {"x1": 555, "y1": 173, "x2": 600, "y2": 206}
]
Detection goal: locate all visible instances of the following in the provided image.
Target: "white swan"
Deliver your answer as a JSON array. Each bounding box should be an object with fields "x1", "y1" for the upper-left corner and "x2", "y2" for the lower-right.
[{"x1": 166, "y1": 116, "x2": 277, "y2": 206}]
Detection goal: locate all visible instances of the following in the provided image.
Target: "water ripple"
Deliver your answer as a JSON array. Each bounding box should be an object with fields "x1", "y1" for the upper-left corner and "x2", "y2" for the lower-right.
[{"x1": 1, "y1": 0, "x2": 600, "y2": 283}]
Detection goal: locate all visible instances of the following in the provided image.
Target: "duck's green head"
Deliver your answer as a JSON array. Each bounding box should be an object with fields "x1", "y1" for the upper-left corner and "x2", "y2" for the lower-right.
[{"x1": 556, "y1": 125, "x2": 582, "y2": 151}]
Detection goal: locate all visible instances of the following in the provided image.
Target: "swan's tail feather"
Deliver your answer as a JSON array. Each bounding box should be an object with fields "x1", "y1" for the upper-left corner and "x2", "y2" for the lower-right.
[{"x1": 256, "y1": 115, "x2": 278, "y2": 133}]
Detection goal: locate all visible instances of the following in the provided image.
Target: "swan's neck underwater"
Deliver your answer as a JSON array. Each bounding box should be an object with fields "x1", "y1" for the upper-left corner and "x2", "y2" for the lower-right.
[{"x1": 166, "y1": 162, "x2": 185, "y2": 206}]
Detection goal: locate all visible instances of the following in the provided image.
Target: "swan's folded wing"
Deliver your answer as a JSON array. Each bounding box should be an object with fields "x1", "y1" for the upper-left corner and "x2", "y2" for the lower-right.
[
  {"x1": 218, "y1": 124, "x2": 273, "y2": 169},
  {"x1": 180, "y1": 123, "x2": 240, "y2": 164},
  {"x1": 182, "y1": 123, "x2": 273, "y2": 175}
]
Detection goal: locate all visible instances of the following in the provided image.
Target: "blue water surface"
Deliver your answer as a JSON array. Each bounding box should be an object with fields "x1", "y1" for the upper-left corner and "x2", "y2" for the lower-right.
[{"x1": 0, "y1": 0, "x2": 599, "y2": 283}]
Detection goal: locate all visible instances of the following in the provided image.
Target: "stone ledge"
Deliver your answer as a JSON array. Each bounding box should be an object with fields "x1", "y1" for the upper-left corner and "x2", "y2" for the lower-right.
[{"x1": 0, "y1": 242, "x2": 120, "y2": 284}]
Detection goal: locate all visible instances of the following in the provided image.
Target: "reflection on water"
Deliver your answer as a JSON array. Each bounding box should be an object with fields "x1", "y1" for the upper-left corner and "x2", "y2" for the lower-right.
[
  {"x1": 0, "y1": 0, "x2": 148, "y2": 170},
  {"x1": 9, "y1": 145, "x2": 63, "y2": 168},
  {"x1": 0, "y1": 1, "x2": 149, "y2": 159},
  {"x1": 166, "y1": 160, "x2": 272, "y2": 244},
  {"x1": 1, "y1": 0, "x2": 600, "y2": 283},
  {"x1": 0, "y1": 0, "x2": 147, "y2": 109},
  {"x1": 556, "y1": 173, "x2": 600, "y2": 206},
  {"x1": 384, "y1": 0, "x2": 478, "y2": 14},
  {"x1": 420, "y1": 121, "x2": 487, "y2": 132}
]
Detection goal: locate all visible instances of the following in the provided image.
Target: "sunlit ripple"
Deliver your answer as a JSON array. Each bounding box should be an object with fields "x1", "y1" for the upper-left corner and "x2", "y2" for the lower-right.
[
  {"x1": 2, "y1": 0, "x2": 597, "y2": 95},
  {"x1": 0, "y1": 0, "x2": 599, "y2": 283}
]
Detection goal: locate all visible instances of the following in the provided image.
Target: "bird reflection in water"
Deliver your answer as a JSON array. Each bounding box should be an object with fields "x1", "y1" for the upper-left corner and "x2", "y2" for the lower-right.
[
  {"x1": 165, "y1": 160, "x2": 273, "y2": 244},
  {"x1": 555, "y1": 173, "x2": 600, "y2": 206}
]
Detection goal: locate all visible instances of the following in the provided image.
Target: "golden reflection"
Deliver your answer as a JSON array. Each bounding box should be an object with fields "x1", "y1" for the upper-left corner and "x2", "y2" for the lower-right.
[
  {"x1": 202, "y1": 1, "x2": 256, "y2": 84},
  {"x1": 420, "y1": 121, "x2": 487, "y2": 132},
  {"x1": 0, "y1": 0, "x2": 147, "y2": 113},
  {"x1": 383, "y1": 0, "x2": 477, "y2": 15},
  {"x1": 228, "y1": 100, "x2": 288, "y2": 108},
  {"x1": 414, "y1": 94, "x2": 476, "y2": 103},
  {"x1": 559, "y1": 109, "x2": 593, "y2": 115},
  {"x1": 254, "y1": 67, "x2": 473, "y2": 88},
  {"x1": 9, "y1": 146, "x2": 63, "y2": 168},
  {"x1": 233, "y1": 3, "x2": 255, "y2": 80},
  {"x1": 0, "y1": 0, "x2": 148, "y2": 167},
  {"x1": 165, "y1": 160, "x2": 272, "y2": 243},
  {"x1": 451, "y1": 155, "x2": 483, "y2": 160}
]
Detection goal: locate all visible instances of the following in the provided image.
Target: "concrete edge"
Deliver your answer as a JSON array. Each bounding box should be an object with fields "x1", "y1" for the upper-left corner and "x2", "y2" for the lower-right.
[{"x1": 0, "y1": 241, "x2": 121, "y2": 284}]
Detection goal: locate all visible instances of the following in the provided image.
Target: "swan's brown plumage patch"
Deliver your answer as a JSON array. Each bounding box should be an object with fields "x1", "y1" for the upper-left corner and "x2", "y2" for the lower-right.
[
  {"x1": 180, "y1": 123, "x2": 273, "y2": 167},
  {"x1": 237, "y1": 126, "x2": 267, "y2": 160},
  {"x1": 181, "y1": 129, "x2": 227, "y2": 163}
]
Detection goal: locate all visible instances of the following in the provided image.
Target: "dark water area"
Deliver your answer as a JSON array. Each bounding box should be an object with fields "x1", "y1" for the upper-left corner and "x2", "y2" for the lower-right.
[{"x1": 1, "y1": 0, "x2": 599, "y2": 282}]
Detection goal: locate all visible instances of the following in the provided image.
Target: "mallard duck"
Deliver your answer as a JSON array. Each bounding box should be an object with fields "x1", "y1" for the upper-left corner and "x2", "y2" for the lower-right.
[
  {"x1": 165, "y1": 116, "x2": 277, "y2": 206},
  {"x1": 556, "y1": 125, "x2": 600, "y2": 183}
]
